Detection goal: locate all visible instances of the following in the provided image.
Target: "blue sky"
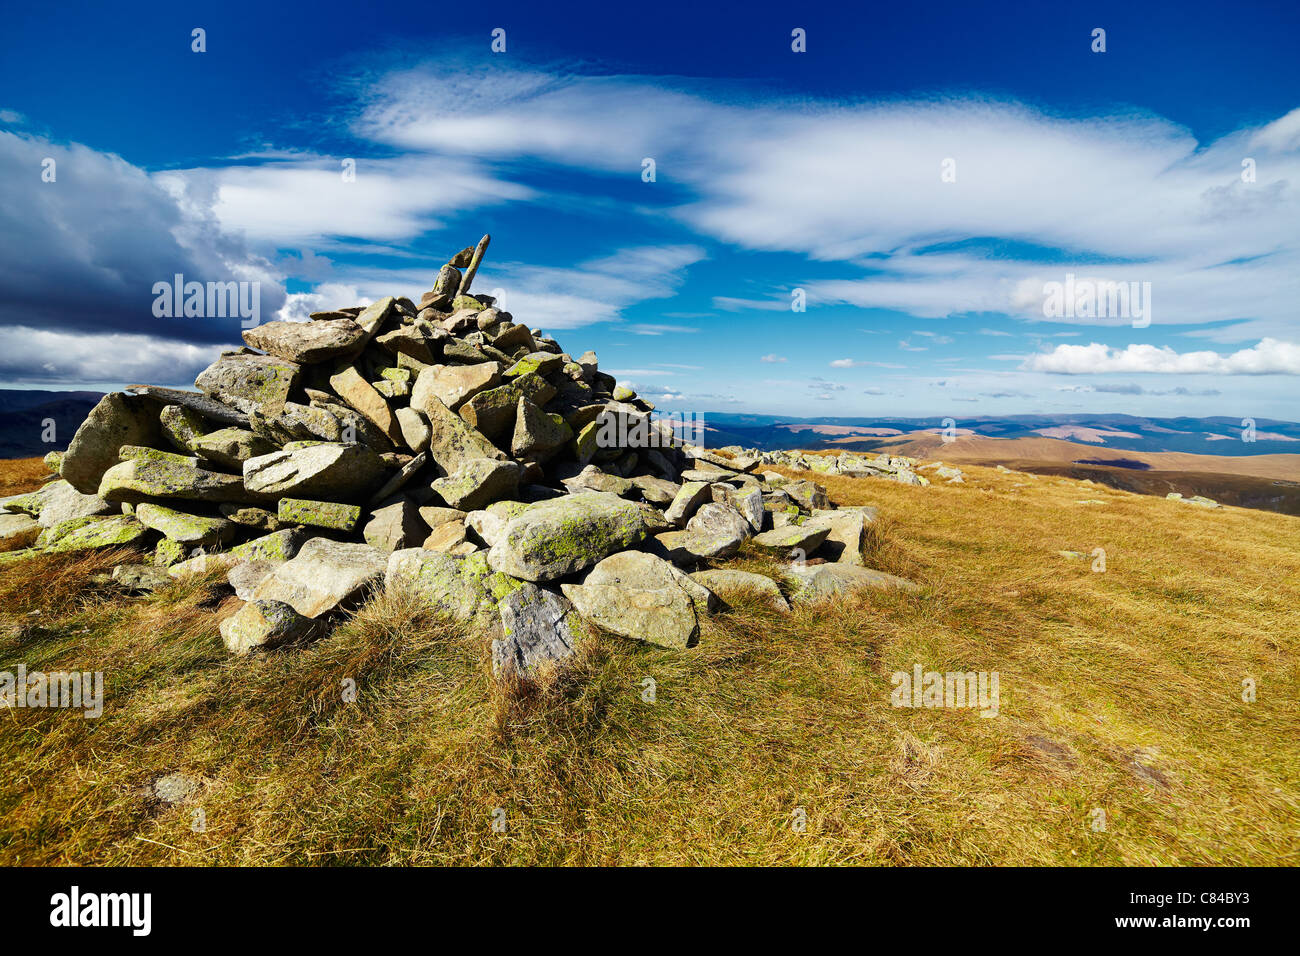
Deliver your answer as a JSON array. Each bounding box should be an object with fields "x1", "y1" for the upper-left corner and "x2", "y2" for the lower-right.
[{"x1": 1, "y1": 0, "x2": 1298, "y2": 420}]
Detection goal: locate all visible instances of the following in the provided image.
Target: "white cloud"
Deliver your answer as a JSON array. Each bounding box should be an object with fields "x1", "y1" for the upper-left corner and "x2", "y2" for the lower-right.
[
  {"x1": 761, "y1": 354, "x2": 787, "y2": 363},
  {"x1": 161, "y1": 156, "x2": 532, "y2": 245},
  {"x1": 830, "y1": 358, "x2": 905, "y2": 368},
  {"x1": 617, "y1": 323, "x2": 698, "y2": 335},
  {"x1": 0, "y1": 109, "x2": 23, "y2": 125},
  {"x1": 277, "y1": 283, "x2": 373, "y2": 322},
  {"x1": 1022, "y1": 338, "x2": 1300, "y2": 375},
  {"x1": 354, "y1": 66, "x2": 1300, "y2": 336},
  {"x1": 0, "y1": 326, "x2": 223, "y2": 386},
  {"x1": 606, "y1": 368, "x2": 677, "y2": 378},
  {"x1": 913, "y1": 331, "x2": 953, "y2": 344}
]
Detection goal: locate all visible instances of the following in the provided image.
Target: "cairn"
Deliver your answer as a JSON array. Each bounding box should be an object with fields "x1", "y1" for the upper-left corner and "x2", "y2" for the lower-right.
[{"x1": 0, "y1": 236, "x2": 917, "y2": 677}]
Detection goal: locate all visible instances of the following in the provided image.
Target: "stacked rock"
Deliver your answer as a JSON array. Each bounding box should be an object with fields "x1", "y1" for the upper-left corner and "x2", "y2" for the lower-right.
[
  {"x1": 0, "y1": 236, "x2": 917, "y2": 677},
  {"x1": 717, "y1": 447, "x2": 935, "y2": 486}
]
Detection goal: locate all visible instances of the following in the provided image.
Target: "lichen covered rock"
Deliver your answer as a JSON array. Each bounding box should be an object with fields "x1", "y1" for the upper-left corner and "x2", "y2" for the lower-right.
[{"x1": 487, "y1": 491, "x2": 646, "y2": 582}]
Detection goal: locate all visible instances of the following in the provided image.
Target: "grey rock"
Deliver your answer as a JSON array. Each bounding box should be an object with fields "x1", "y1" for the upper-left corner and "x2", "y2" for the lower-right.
[
  {"x1": 663, "y1": 480, "x2": 714, "y2": 527},
  {"x1": 631, "y1": 475, "x2": 679, "y2": 506},
  {"x1": 0, "y1": 512, "x2": 40, "y2": 549},
  {"x1": 385, "y1": 549, "x2": 509, "y2": 621},
  {"x1": 458, "y1": 374, "x2": 555, "y2": 440},
  {"x1": 219, "y1": 504, "x2": 285, "y2": 533},
  {"x1": 190, "y1": 427, "x2": 277, "y2": 468},
  {"x1": 413, "y1": 361, "x2": 502, "y2": 412},
  {"x1": 328, "y1": 364, "x2": 402, "y2": 445},
  {"x1": 60, "y1": 393, "x2": 162, "y2": 494},
  {"x1": 38, "y1": 515, "x2": 148, "y2": 552},
  {"x1": 512, "y1": 398, "x2": 572, "y2": 460},
  {"x1": 221, "y1": 599, "x2": 319, "y2": 654},
  {"x1": 34, "y1": 480, "x2": 114, "y2": 528},
  {"x1": 363, "y1": 498, "x2": 426, "y2": 552},
  {"x1": 492, "y1": 583, "x2": 581, "y2": 680},
  {"x1": 395, "y1": 406, "x2": 431, "y2": 453},
  {"x1": 227, "y1": 559, "x2": 280, "y2": 601},
  {"x1": 803, "y1": 509, "x2": 869, "y2": 564},
  {"x1": 561, "y1": 464, "x2": 633, "y2": 497},
  {"x1": 242, "y1": 318, "x2": 366, "y2": 363},
  {"x1": 159, "y1": 403, "x2": 209, "y2": 452},
  {"x1": 416, "y1": 395, "x2": 507, "y2": 473},
  {"x1": 277, "y1": 498, "x2": 362, "y2": 531},
  {"x1": 684, "y1": 502, "x2": 750, "y2": 559},
  {"x1": 367, "y1": 451, "x2": 429, "y2": 506},
  {"x1": 752, "y1": 523, "x2": 831, "y2": 555},
  {"x1": 252, "y1": 537, "x2": 387, "y2": 618},
  {"x1": 583, "y1": 550, "x2": 717, "y2": 615},
  {"x1": 249, "y1": 402, "x2": 342, "y2": 445},
  {"x1": 689, "y1": 569, "x2": 790, "y2": 612},
  {"x1": 243, "y1": 443, "x2": 385, "y2": 500},
  {"x1": 131, "y1": 387, "x2": 248, "y2": 428},
  {"x1": 487, "y1": 491, "x2": 646, "y2": 583},
  {"x1": 418, "y1": 506, "x2": 467, "y2": 529},
  {"x1": 135, "y1": 503, "x2": 236, "y2": 547},
  {"x1": 726, "y1": 486, "x2": 764, "y2": 534},
  {"x1": 152, "y1": 773, "x2": 199, "y2": 804},
  {"x1": 194, "y1": 353, "x2": 300, "y2": 415},
  {"x1": 561, "y1": 578, "x2": 698, "y2": 650},
  {"x1": 784, "y1": 479, "x2": 831, "y2": 512},
  {"x1": 422, "y1": 520, "x2": 469, "y2": 552},
  {"x1": 97, "y1": 457, "x2": 255, "y2": 505},
  {"x1": 430, "y1": 457, "x2": 520, "y2": 511},
  {"x1": 785, "y1": 563, "x2": 920, "y2": 604},
  {"x1": 110, "y1": 563, "x2": 173, "y2": 593}
]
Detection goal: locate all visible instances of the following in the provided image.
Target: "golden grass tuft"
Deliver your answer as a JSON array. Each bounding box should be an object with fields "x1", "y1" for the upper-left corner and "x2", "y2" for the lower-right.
[
  {"x1": 0, "y1": 457, "x2": 54, "y2": 497},
  {"x1": 0, "y1": 457, "x2": 1298, "y2": 865}
]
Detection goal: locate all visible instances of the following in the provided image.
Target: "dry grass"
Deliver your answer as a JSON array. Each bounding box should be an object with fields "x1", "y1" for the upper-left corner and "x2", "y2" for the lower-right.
[
  {"x1": 1, "y1": 457, "x2": 1298, "y2": 865},
  {"x1": 0, "y1": 457, "x2": 52, "y2": 497}
]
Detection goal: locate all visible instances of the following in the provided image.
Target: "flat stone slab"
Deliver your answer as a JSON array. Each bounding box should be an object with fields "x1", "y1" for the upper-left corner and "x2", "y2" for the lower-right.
[
  {"x1": 252, "y1": 538, "x2": 386, "y2": 618},
  {"x1": 690, "y1": 569, "x2": 790, "y2": 612},
  {"x1": 785, "y1": 563, "x2": 920, "y2": 604},
  {"x1": 243, "y1": 318, "x2": 366, "y2": 364},
  {"x1": 136, "y1": 503, "x2": 236, "y2": 547},
  {"x1": 752, "y1": 524, "x2": 831, "y2": 555},
  {"x1": 562, "y1": 578, "x2": 698, "y2": 649}
]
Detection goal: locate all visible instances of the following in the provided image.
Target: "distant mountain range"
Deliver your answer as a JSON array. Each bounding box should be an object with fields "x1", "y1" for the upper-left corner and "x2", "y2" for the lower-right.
[
  {"x1": 0, "y1": 389, "x2": 104, "y2": 459},
  {"x1": 689, "y1": 411, "x2": 1300, "y2": 515},
  {"x1": 695, "y1": 412, "x2": 1300, "y2": 457}
]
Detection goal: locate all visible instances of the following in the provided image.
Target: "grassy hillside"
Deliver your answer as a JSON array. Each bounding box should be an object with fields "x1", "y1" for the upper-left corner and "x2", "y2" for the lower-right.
[
  {"x1": 864, "y1": 431, "x2": 1300, "y2": 482},
  {"x1": 828, "y1": 433, "x2": 1300, "y2": 515},
  {"x1": 1, "y1": 457, "x2": 1297, "y2": 865}
]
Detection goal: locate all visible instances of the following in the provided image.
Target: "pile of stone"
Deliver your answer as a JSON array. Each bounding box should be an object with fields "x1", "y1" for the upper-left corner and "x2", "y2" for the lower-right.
[
  {"x1": 724, "y1": 448, "x2": 935, "y2": 486},
  {"x1": 0, "y1": 235, "x2": 917, "y2": 679}
]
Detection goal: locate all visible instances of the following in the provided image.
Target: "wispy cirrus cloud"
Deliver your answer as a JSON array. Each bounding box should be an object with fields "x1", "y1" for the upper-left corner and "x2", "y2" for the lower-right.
[{"x1": 350, "y1": 64, "x2": 1300, "y2": 340}]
